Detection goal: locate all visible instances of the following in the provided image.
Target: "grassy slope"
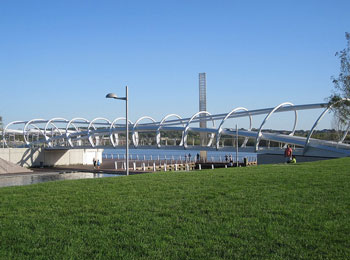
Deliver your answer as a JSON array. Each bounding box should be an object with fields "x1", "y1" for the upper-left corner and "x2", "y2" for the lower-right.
[{"x1": 0, "y1": 158, "x2": 350, "y2": 259}]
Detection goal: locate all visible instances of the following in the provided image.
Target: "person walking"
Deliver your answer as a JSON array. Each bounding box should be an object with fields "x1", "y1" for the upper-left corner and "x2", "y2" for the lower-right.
[
  {"x1": 93, "y1": 158, "x2": 96, "y2": 169},
  {"x1": 97, "y1": 159, "x2": 101, "y2": 170},
  {"x1": 284, "y1": 145, "x2": 293, "y2": 163}
]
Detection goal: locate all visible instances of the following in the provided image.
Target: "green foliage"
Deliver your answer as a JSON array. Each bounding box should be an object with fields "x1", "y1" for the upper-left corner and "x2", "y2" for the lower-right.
[
  {"x1": 1, "y1": 158, "x2": 350, "y2": 259},
  {"x1": 328, "y1": 32, "x2": 350, "y2": 124}
]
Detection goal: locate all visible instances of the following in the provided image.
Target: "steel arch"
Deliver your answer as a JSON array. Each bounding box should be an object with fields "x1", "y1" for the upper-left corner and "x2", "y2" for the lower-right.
[
  {"x1": 132, "y1": 116, "x2": 156, "y2": 147},
  {"x1": 3, "y1": 121, "x2": 25, "y2": 147},
  {"x1": 255, "y1": 102, "x2": 298, "y2": 151},
  {"x1": 156, "y1": 114, "x2": 184, "y2": 148},
  {"x1": 88, "y1": 117, "x2": 112, "y2": 147},
  {"x1": 44, "y1": 118, "x2": 69, "y2": 146},
  {"x1": 216, "y1": 107, "x2": 252, "y2": 150},
  {"x1": 23, "y1": 119, "x2": 47, "y2": 146},
  {"x1": 109, "y1": 117, "x2": 133, "y2": 147},
  {"x1": 65, "y1": 118, "x2": 90, "y2": 147},
  {"x1": 303, "y1": 99, "x2": 350, "y2": 154},
  {"x1": 183, "y1": 111, "x2": 215, "y2": 149}
]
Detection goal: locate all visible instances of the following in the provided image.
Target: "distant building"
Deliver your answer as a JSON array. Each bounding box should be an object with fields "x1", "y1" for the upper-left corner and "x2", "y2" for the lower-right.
[{"x1": 199, "y1": 73, "x2": 207, "y2": 148}]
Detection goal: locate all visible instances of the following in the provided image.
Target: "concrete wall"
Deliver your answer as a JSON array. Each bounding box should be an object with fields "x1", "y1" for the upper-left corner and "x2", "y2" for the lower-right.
[
  {"x1": 83, "y1": 149, "x2": 103, "y2": 165},
  {"x1": 0, "y1": 148, "x2": 103, "y2": 167},
  {"x1": 0, "y1": 148, "x2": 43, "y2": 167}
]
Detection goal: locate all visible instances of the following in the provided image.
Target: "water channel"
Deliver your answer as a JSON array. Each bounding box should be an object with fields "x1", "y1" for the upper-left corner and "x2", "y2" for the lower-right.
[
  {"x1": 0, "y1": 149, "x2": 256, "y2": 188},
  {"x1": 0, "y1": 172, "x2": 122, "y2": 188},
  {"x1": 103, "y1": 148, "x2": 256, "y2": 162}
]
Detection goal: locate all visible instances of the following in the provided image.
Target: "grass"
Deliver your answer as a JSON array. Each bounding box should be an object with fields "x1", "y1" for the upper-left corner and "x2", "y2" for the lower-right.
[{"x1": 1, "y1": 158, "x2": 350, "y2": 259}]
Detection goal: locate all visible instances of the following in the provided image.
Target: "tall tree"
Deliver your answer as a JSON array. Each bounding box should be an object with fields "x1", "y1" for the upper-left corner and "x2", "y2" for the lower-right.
[{"x1": 328, "y1": 32, "x2": 350, "y2": 125}]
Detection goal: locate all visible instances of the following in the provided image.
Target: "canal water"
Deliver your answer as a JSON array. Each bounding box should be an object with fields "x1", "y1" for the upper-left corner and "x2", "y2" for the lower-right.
[
  {"x1": 103, "y1": 148, "x2": 256, "y2": 162},
  {"x1": 0, "y1": 149, "x2": 256, "y2": 188},
  {"x1": 0, "y1": 172, "x2": 122, "y2": 188}
]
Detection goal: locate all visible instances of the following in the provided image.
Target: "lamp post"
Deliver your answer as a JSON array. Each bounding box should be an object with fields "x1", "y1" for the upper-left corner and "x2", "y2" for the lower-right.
[{"x1": 106, "y1": 86, "x2": 129, "y2": 176}]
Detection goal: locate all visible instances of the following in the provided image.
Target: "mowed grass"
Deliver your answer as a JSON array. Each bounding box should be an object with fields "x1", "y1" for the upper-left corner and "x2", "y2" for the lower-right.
[{"x1": 1, "y1": 158, "x2": 350, "y2": 259}]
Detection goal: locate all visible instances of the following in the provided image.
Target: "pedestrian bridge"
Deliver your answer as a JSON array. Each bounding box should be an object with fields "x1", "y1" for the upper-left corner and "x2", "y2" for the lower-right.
[{"x1": 2, "y1": 102, "x2": 350, "y2": 157}]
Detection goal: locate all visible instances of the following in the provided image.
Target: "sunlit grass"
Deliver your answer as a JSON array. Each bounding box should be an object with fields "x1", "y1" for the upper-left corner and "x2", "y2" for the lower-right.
[{"x1": 1, "y1": 158, "x2": 350, "y2": 259}]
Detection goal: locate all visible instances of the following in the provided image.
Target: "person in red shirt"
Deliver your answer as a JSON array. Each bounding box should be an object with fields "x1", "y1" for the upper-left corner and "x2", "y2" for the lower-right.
[{"x1": 284, "y1": 145, "x2": 293, "y2": 163}]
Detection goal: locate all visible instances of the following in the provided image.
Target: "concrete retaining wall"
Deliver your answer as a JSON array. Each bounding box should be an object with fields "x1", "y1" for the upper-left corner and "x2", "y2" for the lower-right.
[{"x1": 0, "y1": 148, "x2": 103, "y2": 167}]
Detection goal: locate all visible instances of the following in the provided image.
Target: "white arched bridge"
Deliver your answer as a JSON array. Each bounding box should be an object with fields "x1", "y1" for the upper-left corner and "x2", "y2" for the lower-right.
[{"x1": 2, "y1": 102, "x2": 350, "y2": 157}]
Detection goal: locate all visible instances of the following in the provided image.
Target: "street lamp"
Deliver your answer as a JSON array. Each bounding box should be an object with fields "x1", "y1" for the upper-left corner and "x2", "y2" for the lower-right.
[{"x1": 106, "y1": 86, "x2": 129, "y2": 176}]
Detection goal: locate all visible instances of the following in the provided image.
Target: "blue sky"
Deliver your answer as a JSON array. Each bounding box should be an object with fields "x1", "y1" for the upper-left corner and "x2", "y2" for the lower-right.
[{"x1": 1, "y1": 0, "x2": 350, "y2": 130}]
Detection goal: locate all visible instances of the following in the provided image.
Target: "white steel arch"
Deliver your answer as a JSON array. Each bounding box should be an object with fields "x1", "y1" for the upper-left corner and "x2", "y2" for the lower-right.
[
  {"x1": 88, "y1": 117, "x2": 112, "y2": 147},
  {"x1": 109, "y1": 117, "x2": 133, "y2": 147},
  {"x1": 216, "y1": 107, "x2": 252, "y2": 150},
  {"x1": 156, "y1": 114, "x2": 184, "y2": 148},
  {"x1": 303, "y1": 107, "x2": 329, "y2": 154},
  {"x1": 65, "y1": 118, "x2": 90, "y2": 147},
  {"x1": 44, "y1": 118, "x2": 69, "y2": 147},
  {"x1": 3, "y1": 121, "x2": 25, "y2": 147},
  {"x1": 132, "y1": 116, "x2": 156, "y2": 147},
  {"x1": 255, "y1": 102, "x2": 298, "y2": 151},
  {"x1": 183, "y1": 111, "x2": 215, "y2": 149},
  {"x1": 303, "y1": 99, "x2": 350, "y2": 154},
  {"x1": 44, "y1": 118, "x2": 68, "y2": 139},
  {"x1": 23, "y1": 119, "x2": 47, "y2": 145}
]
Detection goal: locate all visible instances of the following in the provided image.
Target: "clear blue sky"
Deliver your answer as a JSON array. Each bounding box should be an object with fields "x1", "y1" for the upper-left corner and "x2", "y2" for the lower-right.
[{"x1": 1, "y1": 0, "x2": 350, "y2": 130}]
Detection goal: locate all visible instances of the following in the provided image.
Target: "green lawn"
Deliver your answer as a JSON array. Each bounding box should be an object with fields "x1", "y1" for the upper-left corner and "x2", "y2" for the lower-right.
[{"x1": 1, "y1": 158, "x2": 350, "y2": 259}]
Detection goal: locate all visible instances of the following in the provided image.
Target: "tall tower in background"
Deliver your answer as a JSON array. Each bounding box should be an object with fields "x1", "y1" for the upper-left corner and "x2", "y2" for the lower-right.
[
  {"x1": 199, "y1": 73, "x2": 207, "y2": 152},
  {"x1": 199, "y1": 72, "x2": 207, "y2": 127}
]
